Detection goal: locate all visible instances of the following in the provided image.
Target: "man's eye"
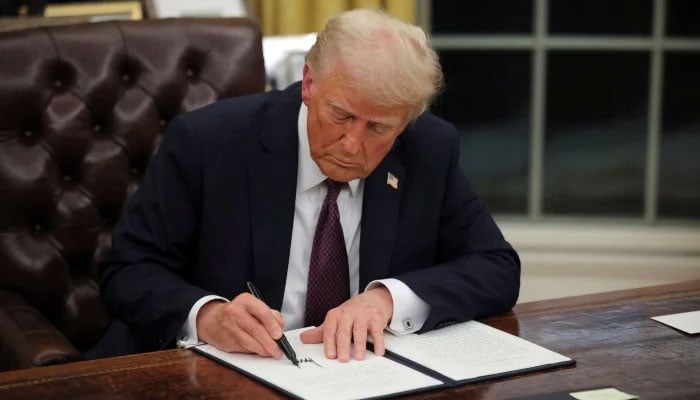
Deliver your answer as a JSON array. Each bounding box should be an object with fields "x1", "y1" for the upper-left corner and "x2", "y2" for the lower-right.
[
  {"x1": 370, "y1": 124, "x2": 389, "y2": 135},
  {"x1": 332, "y1": 114, "x2": 351, "y2": 123}
]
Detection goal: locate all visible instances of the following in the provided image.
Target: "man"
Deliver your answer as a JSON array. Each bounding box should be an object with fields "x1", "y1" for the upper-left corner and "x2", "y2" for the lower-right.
[{"x1": 95, "y1": 9, "x2": 520, "y2": 363}]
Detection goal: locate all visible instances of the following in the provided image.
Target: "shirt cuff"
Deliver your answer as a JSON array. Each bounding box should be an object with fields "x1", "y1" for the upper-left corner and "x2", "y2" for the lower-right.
[
  {"x1": 366, "y1": 278, "x2": 430, "y2": 336},
  {"x1": 176, "y1": 295, "x2": 228, "y2": 349}
]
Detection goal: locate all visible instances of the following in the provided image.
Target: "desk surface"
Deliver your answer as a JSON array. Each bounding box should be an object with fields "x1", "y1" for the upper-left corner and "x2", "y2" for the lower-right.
[{"x1": 1, "y1": 280, "x2": 698, "y2": 399}]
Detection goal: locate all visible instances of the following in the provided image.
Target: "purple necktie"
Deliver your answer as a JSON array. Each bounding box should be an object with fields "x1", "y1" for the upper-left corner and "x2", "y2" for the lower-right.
[{"x1": 304, "y1": 179, "x2": 350, "y2": 327}]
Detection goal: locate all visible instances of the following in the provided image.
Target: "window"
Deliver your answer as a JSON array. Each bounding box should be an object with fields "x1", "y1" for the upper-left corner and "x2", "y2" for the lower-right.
[
  {"x1": 432, "y1": 2, "x2": 532, "y2": 34},
  {"x1": 544, "y1": 51, "x2": 648, "y2": 216},
  {"x1": 434, "y1": 50, "x2": 531, "y2": 213},
  {"x1": 659, "y1": 52, "x2": 700, "y2": 218},
  {"x1": 428, "y1": 0, "x2": 700, "y2": 223}
]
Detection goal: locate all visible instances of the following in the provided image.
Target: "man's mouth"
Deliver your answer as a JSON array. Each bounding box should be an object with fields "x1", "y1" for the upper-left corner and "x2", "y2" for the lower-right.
[{"x1": 329, "y1": 156, "x2": 356, "y2": 168}]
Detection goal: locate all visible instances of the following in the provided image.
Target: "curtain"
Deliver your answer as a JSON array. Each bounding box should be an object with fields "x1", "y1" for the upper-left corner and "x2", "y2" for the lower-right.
[{"x1": 249, "y1": 0, "x2": 415, "y2": 35}]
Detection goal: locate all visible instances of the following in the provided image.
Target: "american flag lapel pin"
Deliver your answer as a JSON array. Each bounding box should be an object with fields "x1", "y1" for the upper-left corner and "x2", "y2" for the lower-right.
[{"x1": 387, "y1": 172, "x2": 398, "y2": 190}]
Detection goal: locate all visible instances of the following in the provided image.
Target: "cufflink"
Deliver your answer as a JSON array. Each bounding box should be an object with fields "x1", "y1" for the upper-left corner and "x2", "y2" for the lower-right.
[{"x1": 402, "y1": 319, "x2": 413, "y2": 331}]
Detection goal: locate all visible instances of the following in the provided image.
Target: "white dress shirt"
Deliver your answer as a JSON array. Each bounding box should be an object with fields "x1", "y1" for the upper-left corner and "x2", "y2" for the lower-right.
[{"x1": 177, "y1": 103, "x2": 430, "y2": 347}]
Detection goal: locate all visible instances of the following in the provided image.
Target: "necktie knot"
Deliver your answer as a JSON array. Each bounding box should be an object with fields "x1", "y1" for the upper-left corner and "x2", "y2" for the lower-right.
[{"x1": 325, "y1": 179, "x2": 344, "y2": 202}]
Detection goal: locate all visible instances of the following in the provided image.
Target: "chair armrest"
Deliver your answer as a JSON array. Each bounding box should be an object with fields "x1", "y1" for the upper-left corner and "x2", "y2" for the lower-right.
[{"x1": 0, "y1": 290, "x2": 82, "y2": 371}]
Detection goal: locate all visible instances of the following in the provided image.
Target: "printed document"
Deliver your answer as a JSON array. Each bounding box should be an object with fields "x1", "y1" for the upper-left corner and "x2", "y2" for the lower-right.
[{"x1": 194, "y1": 321, "x2": 574, "y2": 400}]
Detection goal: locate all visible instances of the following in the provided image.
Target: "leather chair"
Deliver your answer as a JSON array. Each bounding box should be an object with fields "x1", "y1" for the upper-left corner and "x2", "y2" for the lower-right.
[{"x1": 0, "y1": 17, "x2": 266, "y2": 371}]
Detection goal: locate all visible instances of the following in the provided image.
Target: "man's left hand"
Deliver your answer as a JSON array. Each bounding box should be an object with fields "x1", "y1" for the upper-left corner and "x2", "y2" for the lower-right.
[{"x1": 299, "y1": 286, "x2": 393, "y2": 362}]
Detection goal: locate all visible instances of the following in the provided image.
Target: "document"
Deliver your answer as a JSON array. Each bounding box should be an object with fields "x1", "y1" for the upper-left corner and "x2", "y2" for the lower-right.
[
  {"x1": 193, "y1": 321, "x2": 574, "y2": 400},
  {"x1": 651, "y1": 310, "x2": 700, "y2": 334},
  {"x1": 513, "y1": 387, "x2": 637, "y2": 400}
]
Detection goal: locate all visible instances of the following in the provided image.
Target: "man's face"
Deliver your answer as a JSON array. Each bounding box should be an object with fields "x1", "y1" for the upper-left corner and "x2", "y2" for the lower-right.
[{"x1": 301, "y1": 64, "x2": 411, "y2": 182}]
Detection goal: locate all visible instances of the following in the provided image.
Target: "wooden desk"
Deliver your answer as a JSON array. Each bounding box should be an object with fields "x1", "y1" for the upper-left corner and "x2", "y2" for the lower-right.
[{"x1": 1, "y1": 280, "x2": 698, "y2": 399}]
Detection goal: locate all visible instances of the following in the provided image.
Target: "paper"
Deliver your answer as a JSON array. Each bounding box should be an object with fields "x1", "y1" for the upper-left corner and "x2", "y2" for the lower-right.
[
  {"x1": 195, "y1": 321, "x2": 574, "y2": 400},
  {"x1": 570, "y1": 387, "x2": 637, "y2": 400},
  {"x1": 511, "y1": 387, "x2": 637, "y2": 400},
  {"x1": 651, "y1": 310, "x2": 700, "y2": 334},
  {"x1": 382, "y1": 321, "x2": 572, "y2": 381},
  {"x1": 196, "y1": 328, "x2": 442, "y2": 400}
]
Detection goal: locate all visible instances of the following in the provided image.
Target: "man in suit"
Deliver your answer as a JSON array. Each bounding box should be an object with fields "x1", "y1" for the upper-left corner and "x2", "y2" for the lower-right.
[{"x1": 96, "y1": 9, "x2": 520, "y2": 363}]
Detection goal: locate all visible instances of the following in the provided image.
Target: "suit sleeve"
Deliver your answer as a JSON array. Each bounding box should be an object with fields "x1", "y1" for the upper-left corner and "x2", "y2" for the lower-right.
[
  {"x1": 396, "y1": 126, "x2": 521, "y2": 332},
  {"x1": 99, "y1": 116, "x2": 214, "y2": 350}
]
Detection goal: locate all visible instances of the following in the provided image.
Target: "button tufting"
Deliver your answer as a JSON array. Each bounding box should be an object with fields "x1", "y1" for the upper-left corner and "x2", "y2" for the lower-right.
[
  {"x1": 93, "y1": 124, "x2": 101, "y2": 132},
  {"x1": 131, "y1": 167, "x2": 140, "y2": 176},
  {"x1": 54, "y1": 80, "x2": 63, "y2": 88},
  {"x1": 33, "y1": 224, "x2": 43, "y2": 232},
  {"x1": 63, "y1": 175, "x2": 72, "y2": 183},
  {"x1": 121, "y1": 74, "x2": 130, "y2": 83},
  {"x1": 186, "y1": 69, "x2": 194, "y2": 78},
  {"x1": 159, "y1": 119, "x2": 166, "y2": 127},
  {"x1": 24, "y1": 130, "x2": 33, "y2": 137}
]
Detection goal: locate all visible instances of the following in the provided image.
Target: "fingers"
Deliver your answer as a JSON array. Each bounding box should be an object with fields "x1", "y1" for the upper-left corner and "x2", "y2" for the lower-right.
[
  {"x1": 227, "y1": 322, "x2": 270, "y2": 355},
  {"x1": 368, "y1": 317, "x2": 385, "y2": 357},
  {"x1": 323, "y1": 314, "x2": 340, "y2": 360},
  {"x1": 317, "y1": 290, "x2": 392, "y2": 362},
  {"x1": 334, "y1": 311, "x2": 355, "y2": 362},
  {"x1": 322, "y1": 309, "x2": 379, "y2": 362},
  {"x1": 198, "y1": 293, "x2": 284, "y2": 358},
  {"x1": 299, "y1": 326, "x2": 323, "y2": 344},
  {"x1": 243, "y1": 297, "x2": 283, "y2": 340},
  {"x1": 272, "y1": 309, "x2": 285, "y2": 330},
  {"x1": 235, "y1": 300, "x2": 283, "y2": 357},
  {"x1": 352, "y1": 319, "x2": 368, "y2": 360},
  {"x1": 302, "y1": 313, "x2": 362, "y2": 361},
  {"x1": 198, "y1": 290, "x2": 392, "y2": 363}
]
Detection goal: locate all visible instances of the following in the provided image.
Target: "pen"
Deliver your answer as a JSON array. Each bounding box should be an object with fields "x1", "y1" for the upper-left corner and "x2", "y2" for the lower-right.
[{"x1": 246, "y1": 281, "x2": 299, "y2": 366}]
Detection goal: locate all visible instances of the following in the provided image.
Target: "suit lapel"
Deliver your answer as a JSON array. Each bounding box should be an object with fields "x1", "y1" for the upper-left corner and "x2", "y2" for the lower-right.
[
  {"x1": 359, "y1": 150, "x2": 404, "y2": 287},
  {"x1": 249, "y1": 89, "x2": 300, "y2": 309}
]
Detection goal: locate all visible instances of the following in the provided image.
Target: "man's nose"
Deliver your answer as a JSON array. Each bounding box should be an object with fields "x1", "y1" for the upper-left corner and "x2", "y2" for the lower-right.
[{"x1": 340, "y1": 123, "x2": 365, "y2": 154}]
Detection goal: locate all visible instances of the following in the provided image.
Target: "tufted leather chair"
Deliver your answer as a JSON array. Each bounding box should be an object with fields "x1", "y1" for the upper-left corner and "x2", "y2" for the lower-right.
[{"x1": 0, "y1": 17, "x2": 266, "y2": 372}]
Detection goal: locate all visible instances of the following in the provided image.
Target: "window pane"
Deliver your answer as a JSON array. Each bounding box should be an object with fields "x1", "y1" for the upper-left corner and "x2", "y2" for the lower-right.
[
  {"x1": 544, "y1": 52, "x2": 649, "y2": 216},
  {"x1": 666, "y1": 0, "x2": 700, "y2": 37},
  {"x1": 659, "y1": 53, "x2": 700, "y2": 219},
  {"x1": 549, "y1": 0, "x2": 653, "y2": 35},
  {"x1": 433, "y1": 51, "x2": 531, "y2": 214},
  {"x1": 431, "y1": 1, "x2": 532, "y2": 34}
]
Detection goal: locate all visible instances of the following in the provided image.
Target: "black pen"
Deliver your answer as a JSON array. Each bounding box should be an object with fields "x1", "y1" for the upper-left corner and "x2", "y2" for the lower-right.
[{"x1": 246, "y1": 281, "x2": 299, "y2": 367}]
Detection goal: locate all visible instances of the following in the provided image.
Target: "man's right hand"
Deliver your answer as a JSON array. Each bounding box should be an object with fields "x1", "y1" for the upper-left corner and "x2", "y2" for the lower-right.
[{"x1": 196, "y1": 293, "x2": 285, "y2": 358}]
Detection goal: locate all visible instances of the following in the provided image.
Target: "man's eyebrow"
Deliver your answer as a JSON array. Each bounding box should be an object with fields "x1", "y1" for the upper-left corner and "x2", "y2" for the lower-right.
[
  {"x1": 326, "y1": 100, "x2": 353, "y2": 115},
  {"x1": 368, "y1": 120, "x2": 393, "y2": 130},
  {"x1": 326, "y1": 99, "x2": 397, "y2": 128}
]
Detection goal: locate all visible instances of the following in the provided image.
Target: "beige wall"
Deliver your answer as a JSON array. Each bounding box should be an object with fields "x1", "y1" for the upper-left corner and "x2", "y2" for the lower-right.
[{"x1": 499, "y1": 222, "x2": 700, "y2": 303}]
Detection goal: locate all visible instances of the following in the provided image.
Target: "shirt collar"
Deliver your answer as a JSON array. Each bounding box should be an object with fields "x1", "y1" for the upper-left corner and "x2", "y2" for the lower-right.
[{"x1": 297, "y1": 103, "x2": 362, "y2": 197}]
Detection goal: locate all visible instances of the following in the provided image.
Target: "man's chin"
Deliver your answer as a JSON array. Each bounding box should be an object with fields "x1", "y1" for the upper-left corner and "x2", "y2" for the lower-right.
[{"x1": 325, "y1": 171, "x2": 359, "y2": 183}]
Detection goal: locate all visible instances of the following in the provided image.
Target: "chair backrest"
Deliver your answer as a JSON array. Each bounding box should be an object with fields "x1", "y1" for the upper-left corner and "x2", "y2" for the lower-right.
[{"x1": 0, "y1": 18, "x2": 265, "y2": 353}]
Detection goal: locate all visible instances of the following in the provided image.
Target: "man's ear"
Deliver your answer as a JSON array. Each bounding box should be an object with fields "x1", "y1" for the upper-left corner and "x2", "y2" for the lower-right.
[{"x1": 301, "y1": 64, "x2": 312, "y2": 106}]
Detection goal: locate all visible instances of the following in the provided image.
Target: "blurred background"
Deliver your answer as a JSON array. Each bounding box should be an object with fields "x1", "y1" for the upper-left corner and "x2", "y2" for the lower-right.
[{"x1": 1, "y1": 0, "x2": 698, "y2": 302}]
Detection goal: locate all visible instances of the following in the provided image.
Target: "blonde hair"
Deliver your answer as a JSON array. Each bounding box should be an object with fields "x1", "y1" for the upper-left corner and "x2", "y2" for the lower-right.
[{"x1": 306, "y1": 8, "x2": 443, "y2": 120}]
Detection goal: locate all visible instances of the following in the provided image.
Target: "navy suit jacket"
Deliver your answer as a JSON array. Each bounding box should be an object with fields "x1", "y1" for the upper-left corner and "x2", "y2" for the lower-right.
[{"x1": 98, "y1": 82, "x2": 520, "y2": 354}]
